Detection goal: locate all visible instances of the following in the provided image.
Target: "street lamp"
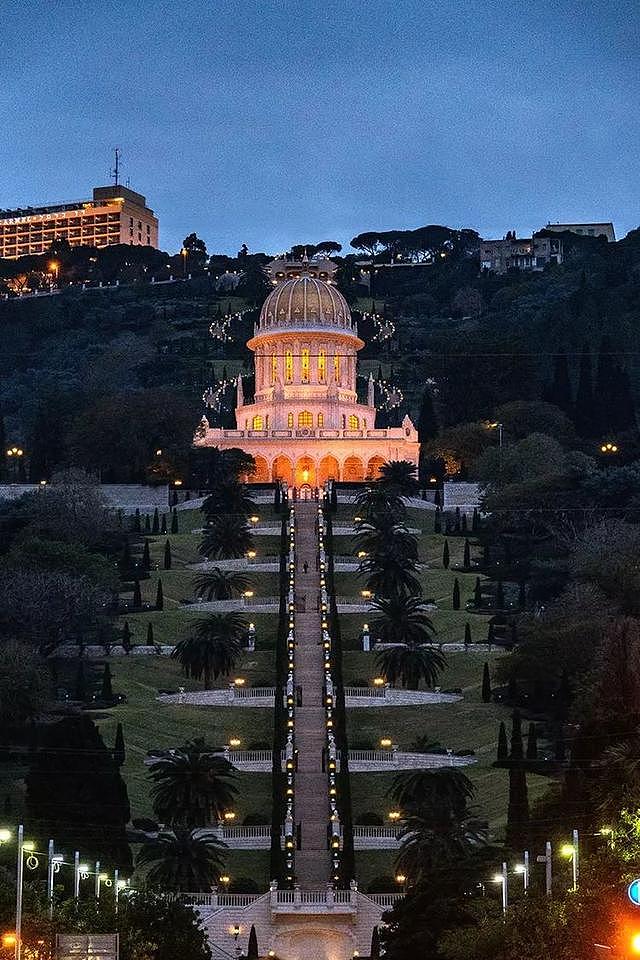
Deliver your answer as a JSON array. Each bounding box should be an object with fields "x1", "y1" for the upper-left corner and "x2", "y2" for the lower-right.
[
  {"x1": 561, "y1": 830, "x2": 579, "y2": 891},
  {"x1": 600, "y1": 441, "x2": 619, "y2": 455},
  {"x1": 48, "y1": 261, "x2": 60, "y2": 285},
  {"x1": 6, "y1": 447, "x2": 24, "y2": 483},
  {"x1": 181, "y1": 248, "x2": 188, "y2": 277},
  {"x1": 514, "y1": 851, "x2": 530, "y2": 891},
  {"x1": 486, "y1": 422, "x2": 504, "y2": 448},
  {"x1": 492, "y1": 861, "x2": 508, "y2": 915}
]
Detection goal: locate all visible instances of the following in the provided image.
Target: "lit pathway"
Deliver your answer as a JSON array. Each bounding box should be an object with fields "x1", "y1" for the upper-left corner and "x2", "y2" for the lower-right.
[{"x1": 293, "y1": 502, "x2": 331, "y2": 888}]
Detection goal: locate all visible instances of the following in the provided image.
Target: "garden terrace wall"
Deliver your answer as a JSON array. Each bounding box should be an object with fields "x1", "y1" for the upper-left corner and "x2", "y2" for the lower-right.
[{"x1": 270, "y1": 510, "x2": 290, "y2": 882}]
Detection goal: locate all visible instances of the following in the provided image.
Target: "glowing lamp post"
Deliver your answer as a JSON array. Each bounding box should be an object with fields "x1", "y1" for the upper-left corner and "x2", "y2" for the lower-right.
[{"x1": 492, "y1": 862, "x2": 508, "y2": 915}]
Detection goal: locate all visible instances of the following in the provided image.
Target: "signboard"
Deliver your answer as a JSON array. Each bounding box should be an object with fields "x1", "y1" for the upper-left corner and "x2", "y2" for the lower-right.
[
  {"x1": 56, "y1": 934, "x2": 119, "y2": 960},
  {"x1": 628, "y1": 879, "x2": 640, "y2": 906}
]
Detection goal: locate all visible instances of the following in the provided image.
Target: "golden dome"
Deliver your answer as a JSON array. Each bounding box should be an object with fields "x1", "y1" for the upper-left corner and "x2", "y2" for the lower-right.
[{"x1": 259, "y1": 276, "x2": 352, "y2": 331}]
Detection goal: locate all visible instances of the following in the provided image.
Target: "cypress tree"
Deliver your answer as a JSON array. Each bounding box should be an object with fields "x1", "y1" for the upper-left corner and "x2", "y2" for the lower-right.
[
  {"x1": 152, "y1": 508, "x2": 160, "y2": 534},
  {"x1": 434, "y1": 508, "x2": 442, "y2": 534},
  {"x1": 442, "y1": 540, "x2": 450, "y2": 569},
  {"x1": 144, "y1": 515, "x2": 151, "y2": 533},
  {"x1": 461, "y1": 513, "x2": 468, "y2": 534},
  {"x1": 113, "y1": 723, "x2": 125, "y2": 767},
  {"x1": 546, "y1": 350, "x2": 573, "y2": 413},
  {"x1": 464, "y1": 622, "x2": 472, "y2": 647},
  {"x1": 472, "y1": 507, "x2": 479, "y2": 532},
  {"x1": 171, "y1": 488, "x2": 179, "y2": 507},
  {"x1": 483, "y1": 543, "x2": 490, "y2": 565},
  {"x1": 474, "y1": 577, "x2": 482, "y2": 607},
  {"x1": 120, "y1": 538, "x2": 132, "y2": 577},
  {"x1": 74, "y1": 660, "x2": 87, "y2": 701},
  {"x1": 454, "y1": 507, "x2": 461, "y2": 534},
  {"x1": 452, "y1": 577, "x2": 460, "y2": 610},
  {"x1": 330, "y1": 483, "x2": 338, "y2": 512},
  {"x1": 496, "y1": 721, "x2": 508, "y2": 761},
  {"x1": 416, "y1": 388, "x2": 439, "y2": 443},
  {"x1": 482, "y1": 662, "x2": 491, "y2": 702},
  {"x1": 510, "y1": 621, "x2": 518, "y2": 646},
  {"x1": 133, "y1": 579, "x2": 142, "y2": 608},
  {"x1": 574, "y1": 342, "x2": 595, "y2": 437},
  {"x1": 171, "y1": 508, "x2": 179, "y2": 534},
  {"x1": 161, "y1": 513, "x2": 167, "y2": 534},
  {"x1": 274, "y1": 484, "x2": 281, "y2": 513},
  {"x1": 122, "y1": 622, "x2": 132, "y2": 654},
  {"x1": 556, "y1": 669, "x2": 571, "y2": 720},
  {"x1": 496, "y1": 580, "x2": 505, "y2": 608},
  {"x1": 434, "y1": 487, "x2": 441, "y2": 507},
  {"x1": 526, "y1": 722, "x2": 538, "y2": 760},
  {"x1": 147, "y1": 622, "x2": 154, "y2": 645},
  {"x1": 487, "y1": 621, "x2": 495, "y2": 646},
  {"x1": 101, "y1": 663, "x2": 113, "y2": 701},
  {"x1": 370, "y1": 926, "x2": 381, "y2": 960},
  {"x1": 510, "y1": 710, "x2": 524, "y2": 761},
  {"x1": 463, "y1": 539, "x2": 471, "y2": 568},
  {"x1": 133, "y1": 509, "x2": 141, "y2": 533},
  {"x1": 506, "y1": 767, "x2": 529, "y2": 850},
  {"x1": 163, "y1": 539, "x2": 172, "y2": 570},
  {"x1": 444, "y1": 517, "x2": 452, "y2": 535},
  {"x1": 247, "y1": 925, "x2": 258, "y2": 960},
  {"x1": 518, "y1": 580, "x2": 526, "y2": 609},
  {"x1": 142, "y1": 540, "x2": 151, "y2": 572},
  {"x1": 155, "y1": 578, "x2": 164, "y2": 611},
  {"x1": 508, "y1": 674, "x2": 518, "y2": 702}
]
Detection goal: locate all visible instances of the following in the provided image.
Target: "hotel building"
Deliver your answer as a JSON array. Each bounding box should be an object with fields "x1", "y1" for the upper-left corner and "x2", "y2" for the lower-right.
[{"x1": 0, "y1": 185, "x2": 159, "y2": 259}]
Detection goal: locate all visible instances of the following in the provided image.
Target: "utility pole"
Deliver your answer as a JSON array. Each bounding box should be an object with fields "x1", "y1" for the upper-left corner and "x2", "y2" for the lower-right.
[{"x1": 15, "y1": 824, "x2": 24, "y2": 960}]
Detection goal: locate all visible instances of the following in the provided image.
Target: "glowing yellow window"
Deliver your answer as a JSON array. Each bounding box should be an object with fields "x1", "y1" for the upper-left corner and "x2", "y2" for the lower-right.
[
  {"x1": 252, "y1": 415, "x2": 263, "y2": 430},
  {"x1": 287, "y1": 412, "x2": 294, "y2": 428},
  {"x1": 333, "y1": 354, "x2": 340, "y2": 382},
  {"x1": 298, "y1": 411, "x2": 313, "y2": 428},
  {"x1": 301, "y1": 348, "x2": 310, "y2": 383},
  {"x1": 285, "y1": 349, "x2": 293, "y2": 383},
  {"x1": 348, "y1": 415, "x2": 359, "y2": 429},
  {"x1": 318, "y1": 350, "x2": 326, "y2": 382},
  {"x1": 271, "y1": 352, "x2": 278, "y2": 384},
  {"x1": 318, "y1": 413, "x2": 324, "y2": 427}
]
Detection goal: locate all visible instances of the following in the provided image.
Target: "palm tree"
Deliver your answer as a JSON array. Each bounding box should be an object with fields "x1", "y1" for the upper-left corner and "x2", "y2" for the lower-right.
[
  {"x1": 149, "y1": 738, "x2": 237, "y2": 827},
  {"x1": 373, "y1": 595, "x2": 443, "y2": 689},
  {"x1": 355, "y1": 521, "x2": 421, "y2": 597},
  {"x1": 202, "y1": 482, "x2": 255, "y2": 521},
  {"x1": 193, "y1": 567, "x2": 252, "y2": 601},
  {"x1": 378, "y1": 459, "x2": 420, "y2": 496},
  {"x1": 136, "y1": 828, "x2": 227, "y2": 891},
  {"x1": 390, "y1": 769, "x2": 486, "y2": 884},
  {"x1": 200, "y1": 516, "x2": 253, "y2": 559},
  {"x1": 354, "y1": 485, "x2": 406, "y2": 527},
  {"x1": 172, "y1": 612, "x2": 247, "y2": 688}
]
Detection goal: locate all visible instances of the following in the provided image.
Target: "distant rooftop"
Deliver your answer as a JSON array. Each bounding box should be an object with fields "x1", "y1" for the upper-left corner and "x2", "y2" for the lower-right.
[{"x1": 0, "y1": 184, "x2": 152, "y2": 219}]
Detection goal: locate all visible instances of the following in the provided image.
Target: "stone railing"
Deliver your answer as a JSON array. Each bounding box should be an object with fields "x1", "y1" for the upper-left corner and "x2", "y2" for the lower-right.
[
  {"x1": 180, "y1": 892, "x2": 263, "y2": 908},
  {"x1": 226, "y1": 749, "x2": 272, "y2": 764},
  {"x1": 270, "y1": 888, "x2": 357, "y2": 913},
  {"x1": 218, "y1": 825, "x2": 271, "y2": 839},
  {"x1": 366, "y1": 892, "x2": 403, "y2": 907},
  {"x1": 230, "y1": 686, "x2": 276, "y2": 700},
  {"x1": 353, "y1": 826, "x2": 398, "y2": 838},
  {"x1": 348, "y1": 749, "x2": 395, "y2": 762},
  {"x1": 344, "y1": 686, "x2": 387, "y2": 698}
]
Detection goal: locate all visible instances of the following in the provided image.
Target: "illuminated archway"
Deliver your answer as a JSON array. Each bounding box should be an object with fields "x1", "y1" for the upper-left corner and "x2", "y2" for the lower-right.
[
  {"x1": 366, "y1": 455, "x2": 386, "y2": 480},
  {"x1": 272, "y1": 455, "x2": 294, "y2": 486},
  {"x1": 295, "y1": 456, "x2": 316, "y2": 487},
  {"x1": 318, "y1": 455, "x2": 340, "y2": 485},
  {"x1": 253, "y1": 455, "x2": 269, "y2": 482},
  {"x1": 343, "y1": 456, "x2": 365, "y2": 482}
]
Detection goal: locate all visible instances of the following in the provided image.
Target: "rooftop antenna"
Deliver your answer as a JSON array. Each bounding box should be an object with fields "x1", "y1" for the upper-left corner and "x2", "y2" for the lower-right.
[{"x1": 111, "y1": 147, "x2": 121, "y2": 186}]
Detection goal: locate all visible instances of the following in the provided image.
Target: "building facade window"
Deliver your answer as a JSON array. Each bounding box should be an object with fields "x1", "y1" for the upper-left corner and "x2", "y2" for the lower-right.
[
  {"x1": 285, "y1": 349, "x2": 293, "y2": 383},
  {"x1": 252, "y1": 415, "x2": 263, "y2": 429},
  {"x1": 333, "y1": 354, "x2": 340, "y2": 382},
  {"x1": 298, "y1": 411, "x2": 313, "y2": 428},
  {"x1": 287, "y1": 412, "x2": 294, "y2": 428},
  {"x1": 348, "y1": 415, "x2": 359, "y2": 429},
  {"x1": 318, "y1": 350, "x2": 326, "y2": 382},
  {"x1": 317, "y1": 413, "x2": 324, "y2": 427},
  {"x1": 271, "y1": 352, "x2": 278, "y2": 384},
  {"x1": 301, "y1": 348, "x2": 310, "y2": 383}
]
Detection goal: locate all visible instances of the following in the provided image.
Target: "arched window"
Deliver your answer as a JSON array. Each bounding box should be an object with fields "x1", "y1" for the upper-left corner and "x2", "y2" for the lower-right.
[
  {"x1": 287, "y1": 412, "x2": 293, "y2": 428},
  {"x1": 318, "y1": 350, "x2": 326, "y2": 382},
  {"x1": 301, "y1": 348, "x2": 310, "y2": 383},
  {"x1": 317, "y1": 412, "x2": 324, "y2": 427},
  {"x1": 271, "y1": 352, "x2": 278, "y2": 384},
  {"x1": 298, "y1": 411, "x2": 313, "y2": 428},
  {"x1": 252, "y1": 415, "x2": 264, "y2": 430},
  {"x1": 285, "y1": 349, "x2": 293, "y2": 383},
  {"x1": 348, "y1": 415, "x2": 359, "y2": 430}
]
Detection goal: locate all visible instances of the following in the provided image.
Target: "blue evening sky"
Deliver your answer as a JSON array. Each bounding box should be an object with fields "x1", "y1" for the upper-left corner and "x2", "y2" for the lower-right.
[{"x1": 1, "y1": 0, "x2": 638, "y2": 254}]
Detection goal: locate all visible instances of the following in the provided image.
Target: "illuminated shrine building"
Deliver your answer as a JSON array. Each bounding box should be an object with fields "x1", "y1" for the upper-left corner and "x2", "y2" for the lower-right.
[{"x1": 194, "y1": 260, "x2": 419, "y2": 487}]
